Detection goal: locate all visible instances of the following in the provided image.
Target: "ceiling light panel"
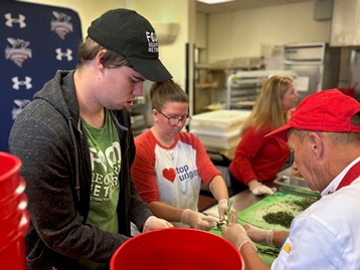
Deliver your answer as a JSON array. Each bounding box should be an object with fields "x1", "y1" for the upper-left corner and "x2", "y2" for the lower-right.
[{"x1": 197, "y1": 0, "x2": 236, "y2": 4}]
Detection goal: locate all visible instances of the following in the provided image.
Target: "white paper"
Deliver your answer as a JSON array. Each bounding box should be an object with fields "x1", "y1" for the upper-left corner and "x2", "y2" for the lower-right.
[{"x1": 296, "y1": 76, "x2": 310, "y2": 92}]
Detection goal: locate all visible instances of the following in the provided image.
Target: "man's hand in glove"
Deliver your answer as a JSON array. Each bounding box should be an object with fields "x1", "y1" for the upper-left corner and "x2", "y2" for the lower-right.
[
  {"x1": 221, "y1": 223, "x2": 256, "y2": 251},
  {"x1": 143, "y1": 216, "x2": 174, "y2": 233},
  {"x1": 248, "y1": 180, "x2": 276, "y2": 196},
  {"x1": 242, "y1": 224, "x2": 274, "y2": 247},
  {"x1": 180, "y1": 209, "x2": 217, "y2": 231}
]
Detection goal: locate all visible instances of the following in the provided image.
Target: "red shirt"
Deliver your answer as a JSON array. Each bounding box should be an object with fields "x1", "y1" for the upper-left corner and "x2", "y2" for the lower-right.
[{"x1": 229, "y1": 125, "x2": 290, "y2": 185}]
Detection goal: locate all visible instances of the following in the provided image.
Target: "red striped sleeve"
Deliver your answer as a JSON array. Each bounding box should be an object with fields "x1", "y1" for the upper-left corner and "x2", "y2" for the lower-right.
[{"x1": 131, "y1": 130, "x2": 159, "y2": 203}]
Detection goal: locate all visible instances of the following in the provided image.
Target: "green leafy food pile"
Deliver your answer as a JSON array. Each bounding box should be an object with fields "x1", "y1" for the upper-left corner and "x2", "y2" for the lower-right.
[
  {"x1": 262, "y1": 211, "x2": 294, "y2": 228},
  {"x1": 261, "y1": 197, "x2": 316, "y2": 228},
  {"x1": 292, "y1": 198, "x2": 315, "y2": 211}
]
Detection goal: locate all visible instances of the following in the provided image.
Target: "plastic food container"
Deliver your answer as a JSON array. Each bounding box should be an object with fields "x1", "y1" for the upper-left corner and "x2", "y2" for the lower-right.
[
  {"x1": 190, "y1": 110, "x2": 250, "y2": 149},
  {"x1": 111, "y1": 228, "x2": 245, "y2": 270},
  {"x1": 191, "y1": 129, "x2": 242, "y2": 149},
  {"x1": 190, "y1": 110, "x2": 250, "y2": 134}
]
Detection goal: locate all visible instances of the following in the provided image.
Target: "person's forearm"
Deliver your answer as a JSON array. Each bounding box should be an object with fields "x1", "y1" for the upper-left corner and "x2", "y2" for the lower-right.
[
  {"x1": 247, "y1": 179, "x2": 259, "y2": 188},
  {"x1": 149, "y1": 201, "x2": 183, "y2": 222},
  {"x1": 272, "y1": 231, "x2": 290, "y2": 248},
  {"x1": 240, "y1": 242, "x2": 269, "y2": 270},
  {"x1": 209, "y1": 175, "x2": 229, "y2": 201}
]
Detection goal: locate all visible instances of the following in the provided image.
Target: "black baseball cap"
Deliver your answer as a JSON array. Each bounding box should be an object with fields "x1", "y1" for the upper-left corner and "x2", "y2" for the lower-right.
[{"x1": 88, "y1": 9, "x2": 172, "y2": 82}]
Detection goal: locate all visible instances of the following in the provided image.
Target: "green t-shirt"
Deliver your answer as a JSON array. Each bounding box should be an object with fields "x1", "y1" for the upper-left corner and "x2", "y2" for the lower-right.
[{"x1": 78, "y1": 109, "x2": 121, "y2": 270}]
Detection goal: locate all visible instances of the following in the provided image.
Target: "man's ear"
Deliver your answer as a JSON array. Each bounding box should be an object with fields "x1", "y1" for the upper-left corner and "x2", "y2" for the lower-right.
[
  {"x1": 308, "y1": 132, "x2": 323, "y2": 160},
  {"x1": 95, "y1": 49, "x2": 107, "y2": 71}
]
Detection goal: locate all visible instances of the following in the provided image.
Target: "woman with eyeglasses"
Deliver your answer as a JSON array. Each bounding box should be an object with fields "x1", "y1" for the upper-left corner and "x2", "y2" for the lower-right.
[{"x1": 131, "y1": 80, "x2": 235, "y2": 231}]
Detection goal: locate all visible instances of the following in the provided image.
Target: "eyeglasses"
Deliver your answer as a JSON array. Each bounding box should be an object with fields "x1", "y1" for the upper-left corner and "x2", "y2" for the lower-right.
[{"x1": 158, "y1": 111, "x2": 190, "y2": 126}]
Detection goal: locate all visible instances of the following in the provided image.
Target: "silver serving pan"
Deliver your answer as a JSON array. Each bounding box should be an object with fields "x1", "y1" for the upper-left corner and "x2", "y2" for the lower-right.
[{"x1": 274, "y1": 175, "x2": 321, "y2": 199}]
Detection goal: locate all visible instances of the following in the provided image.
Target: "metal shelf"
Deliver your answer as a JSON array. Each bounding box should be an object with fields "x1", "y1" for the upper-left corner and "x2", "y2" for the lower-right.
[{"x1": 226, "y1": 70, "x2": 298, "y2": 109}]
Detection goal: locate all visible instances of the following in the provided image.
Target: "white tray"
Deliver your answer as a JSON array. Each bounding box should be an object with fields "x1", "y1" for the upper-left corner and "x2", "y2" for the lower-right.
[{"x1": 190, "y1": 110, "x2": 250, "y2": 134}]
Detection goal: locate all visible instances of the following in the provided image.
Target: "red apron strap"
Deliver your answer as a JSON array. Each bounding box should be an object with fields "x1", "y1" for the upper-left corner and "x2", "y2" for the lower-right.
[{"x1": 336, "y1": 161, "x2": 360, "y2": 191}]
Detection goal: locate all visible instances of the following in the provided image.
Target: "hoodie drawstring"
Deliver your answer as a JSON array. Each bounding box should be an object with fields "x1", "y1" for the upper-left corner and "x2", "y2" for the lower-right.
[{"x1": 68, "y1": 118, "x2": 81, "y2": 202}]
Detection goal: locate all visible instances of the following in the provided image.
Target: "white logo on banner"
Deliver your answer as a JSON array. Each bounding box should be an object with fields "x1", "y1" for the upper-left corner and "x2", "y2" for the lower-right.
[
  {"x1": 55, "y1": 48, "x2": 73, "y2": 61},
  {"x1": 12, "y1": 76, "x2": 32, "y2": 90},
  {"x1": 51, "y1": 11, "x2": 73, "y2": 40},
  {"x1": 5, "y1": 38, "x2": 32, "y2": 67},
  {"x1": 5, "y1": 13, "x2": 26, "y2": 28},
  {"x1": 12, "y1": 99, "x2": 31, "y2": 120}
]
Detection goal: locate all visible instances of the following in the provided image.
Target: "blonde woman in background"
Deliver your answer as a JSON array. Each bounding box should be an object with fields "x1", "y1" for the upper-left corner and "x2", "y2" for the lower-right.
[{"x1": 229, "y1": 76, "x2": 299, "y2": 196}]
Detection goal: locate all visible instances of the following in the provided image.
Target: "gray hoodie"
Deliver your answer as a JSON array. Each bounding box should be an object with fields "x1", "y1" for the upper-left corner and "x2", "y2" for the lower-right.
[{"x1": 9, "y1": 70, "x2": 152, "y2": 270}]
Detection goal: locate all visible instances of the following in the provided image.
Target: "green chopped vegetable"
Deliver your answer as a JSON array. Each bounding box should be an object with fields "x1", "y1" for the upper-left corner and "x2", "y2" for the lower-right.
[
  {"x1": 262, "y1": 211, "x2": 294, "y2": 228},
  {"x1": 216, "y1": 200, "x2": 234, "y2": 229},
  {"x1": 292, "y1": 198, "x2": 315, "y2": 211},
  {"x1": 261, "y1": 197, "x2": 316, "y2": 229},
  {"x1": 256, "y1": 246, "x2": 280, "y2": 258},
  {"x1": 225, "y1": 200, "x2": 233, "y2": 224}
]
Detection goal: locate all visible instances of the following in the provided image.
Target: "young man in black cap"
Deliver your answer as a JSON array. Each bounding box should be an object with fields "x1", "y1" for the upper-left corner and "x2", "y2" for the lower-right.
[{"x1": 9, "y1": 9, "x2": 173, "y2": 270}]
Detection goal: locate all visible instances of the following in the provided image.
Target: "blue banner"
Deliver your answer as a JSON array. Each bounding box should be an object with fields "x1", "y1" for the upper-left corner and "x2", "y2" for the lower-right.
[{"x1": 0, "y1": 0, "x2": 82, "y2": 151}]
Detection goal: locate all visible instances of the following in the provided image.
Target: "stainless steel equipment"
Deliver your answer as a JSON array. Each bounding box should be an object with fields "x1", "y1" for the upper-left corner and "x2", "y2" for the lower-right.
[
  {"x1": 274, "y1": 175, "x2": 320, "y2": 199},
  {"x1": 284, "y1": 43, "x2": 341, "y2": 103}
]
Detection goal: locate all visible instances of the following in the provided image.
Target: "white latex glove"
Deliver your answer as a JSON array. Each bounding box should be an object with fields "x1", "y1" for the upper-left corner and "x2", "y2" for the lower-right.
[
  {"x1": 248, "y1": 180, "x2": 276, "y2": 196},
  {"x1": 143, "y1": 216, "x2": 174, "y2": 233},
  {"x1": 218, "y1": 199, "x2": 237, "y2": 224},
  {"x1": 180, "y1": 209, "x2": 217, "y2": 231},
  {"x1": 221, "y1": 224, "x2": 256, "y2": 252},
  {"x1": 242, "y1": 224, "x2": 274, "y2": 247}
]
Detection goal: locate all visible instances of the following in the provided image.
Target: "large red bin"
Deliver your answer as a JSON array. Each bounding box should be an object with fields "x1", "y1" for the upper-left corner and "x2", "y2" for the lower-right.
[
  {"x1": 0, "y1": 152, "x2": 29, "y2": 270},
  {"x1": 111, "y1": 227, "x2": 245, "y2": 270}
]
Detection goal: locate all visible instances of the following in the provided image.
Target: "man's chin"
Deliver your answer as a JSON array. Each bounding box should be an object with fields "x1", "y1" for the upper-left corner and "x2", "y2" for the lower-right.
[{"x1": 106, "y1": 104, "x2": 125, "y2": 111}]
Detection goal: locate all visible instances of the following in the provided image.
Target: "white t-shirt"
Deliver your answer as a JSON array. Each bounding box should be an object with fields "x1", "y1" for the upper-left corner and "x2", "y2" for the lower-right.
[{"x1": 131, "y1": 129, "x2": 221, "y2": 211}]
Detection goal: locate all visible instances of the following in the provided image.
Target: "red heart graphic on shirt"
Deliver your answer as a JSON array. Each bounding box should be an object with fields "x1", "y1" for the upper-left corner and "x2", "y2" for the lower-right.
[{"x1": 162, "y1": 168, "x2": 176, "y2": 183}]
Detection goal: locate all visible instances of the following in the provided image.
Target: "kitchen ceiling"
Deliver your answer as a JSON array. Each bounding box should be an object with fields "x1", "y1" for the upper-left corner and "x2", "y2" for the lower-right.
[{"x1": 196, "y1": 0, "x2": 315, "y2": 13}]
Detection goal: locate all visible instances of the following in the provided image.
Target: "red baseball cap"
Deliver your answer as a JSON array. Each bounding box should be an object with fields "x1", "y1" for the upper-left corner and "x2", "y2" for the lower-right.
[{"x1": 266, "y1": 89, "x2": 360, "y2": 141}]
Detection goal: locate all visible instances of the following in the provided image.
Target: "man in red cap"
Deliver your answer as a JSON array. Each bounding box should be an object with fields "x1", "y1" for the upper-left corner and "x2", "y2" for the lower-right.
[{"x1": 221, "y1": 89, "x2": 360, "y2": 269}]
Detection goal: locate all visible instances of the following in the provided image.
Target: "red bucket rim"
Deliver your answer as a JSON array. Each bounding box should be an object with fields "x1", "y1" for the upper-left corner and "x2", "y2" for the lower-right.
[
  {"x1": 0, "y1": 152, "x2": 22, "y2": 182},
  {"x1": 110, "y1": 228, "x2": 245, "y2": 270}
]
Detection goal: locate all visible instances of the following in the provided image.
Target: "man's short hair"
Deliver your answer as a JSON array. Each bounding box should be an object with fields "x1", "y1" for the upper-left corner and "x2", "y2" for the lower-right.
[{"x1": 77, "y1": 37, "x2": 132, "y2": 69}]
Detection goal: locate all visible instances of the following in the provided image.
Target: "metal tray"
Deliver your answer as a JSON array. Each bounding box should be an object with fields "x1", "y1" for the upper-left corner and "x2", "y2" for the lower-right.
[{"x1": 274, "y1": 176, "x2": 320, "y2": 199}]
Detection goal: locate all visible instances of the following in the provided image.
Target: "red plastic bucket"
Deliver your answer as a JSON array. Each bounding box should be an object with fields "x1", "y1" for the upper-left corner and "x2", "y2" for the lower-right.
[
  {"x1": 110, "y1": 228, "x2": 245, "y2": 270},
  {"x1": 0, "y1": 152, "x2": 29, "y2": 270}
]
